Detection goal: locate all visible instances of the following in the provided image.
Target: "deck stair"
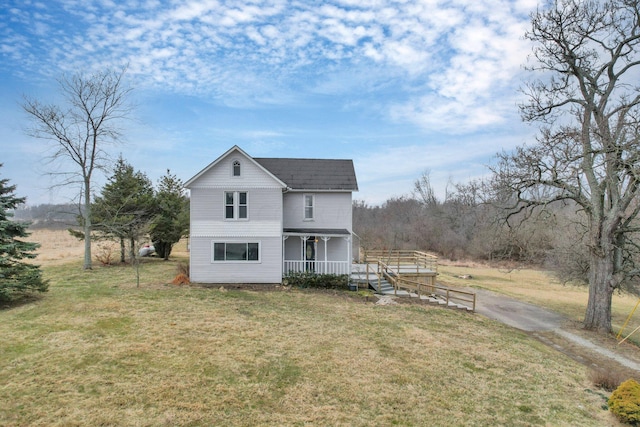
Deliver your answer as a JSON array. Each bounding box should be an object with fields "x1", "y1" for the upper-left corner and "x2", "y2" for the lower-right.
[
  {"x1": 373, "y1": 277, "x2": 395, "y2": 294},
  {"x1": 350, "y1": 250, "x2": 476, "y2": 312}
]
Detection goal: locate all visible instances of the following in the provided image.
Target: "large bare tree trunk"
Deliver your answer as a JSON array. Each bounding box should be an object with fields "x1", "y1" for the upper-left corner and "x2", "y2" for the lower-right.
[
  {"x1": 584, "y1": 249, "x2": 614, "y2": 333},
  {"x1": 83, "y1": 178, "x2": 92, "y2": 270}
]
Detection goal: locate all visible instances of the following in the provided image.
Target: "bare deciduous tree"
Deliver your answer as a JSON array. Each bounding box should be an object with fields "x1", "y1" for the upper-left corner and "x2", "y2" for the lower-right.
[
  {"x1": 413, "y1": 170, "x2": 438, "y2": 207},
  {"x1": 22, "y1": 67, "x2": 133, "y2": 270},
  {"x1": 493, "y1": 0, "x2": 640, "y2": 333}
]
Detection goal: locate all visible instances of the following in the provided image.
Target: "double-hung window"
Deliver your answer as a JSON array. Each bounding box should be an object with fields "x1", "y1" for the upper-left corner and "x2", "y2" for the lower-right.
[
  {"x1": 225, "y1": 191, "x2": 248, "y2": 220},
  {"x1": 304, "y1": 194, "x2": 314, "y2": 220},
  {"x1": 213, "y1": 242, "x2": 259, "y2": 262}
]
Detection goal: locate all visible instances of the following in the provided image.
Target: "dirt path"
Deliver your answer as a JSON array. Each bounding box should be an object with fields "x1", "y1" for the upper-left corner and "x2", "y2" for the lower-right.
[{"x1": 472, "y1": 288, "x2": 640, "y2": 374}]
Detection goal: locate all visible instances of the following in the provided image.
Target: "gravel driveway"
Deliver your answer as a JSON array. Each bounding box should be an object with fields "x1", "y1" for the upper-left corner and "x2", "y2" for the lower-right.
[
  {"x1": 471, "y1": 288, "x2": 640, "y2": 373},
  {"x1": 473, "y1": 288, "x2": 566, "y2": 331}
]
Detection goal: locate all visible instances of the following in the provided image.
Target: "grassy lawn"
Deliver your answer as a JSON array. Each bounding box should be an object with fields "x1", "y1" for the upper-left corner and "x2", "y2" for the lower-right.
[{"x1": 0, "y1": 257, "x2": 618, "y2": 426}]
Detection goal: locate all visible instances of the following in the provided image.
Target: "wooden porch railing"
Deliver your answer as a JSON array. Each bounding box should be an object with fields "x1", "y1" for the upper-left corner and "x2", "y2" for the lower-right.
[
  {"x1": 284, "y1": 260, "x2": 350, "y2": 275},
  {"x1": 363, "y1": 249, "x2": 438, "y2": 273}
]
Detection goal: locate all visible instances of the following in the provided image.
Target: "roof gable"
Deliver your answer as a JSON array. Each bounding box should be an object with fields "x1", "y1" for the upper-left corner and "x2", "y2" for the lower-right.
[{"x1": 185, "y1": 145, "x2": 286, "y2": 188}]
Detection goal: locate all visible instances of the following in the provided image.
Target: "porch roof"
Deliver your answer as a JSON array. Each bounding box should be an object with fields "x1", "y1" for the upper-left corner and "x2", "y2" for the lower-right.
[{"x1": 283, "y1": 228, "x2": 350, "y2": 237}]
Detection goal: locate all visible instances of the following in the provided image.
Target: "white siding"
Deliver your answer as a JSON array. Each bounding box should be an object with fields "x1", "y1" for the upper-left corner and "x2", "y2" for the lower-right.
[
  {"x1": 189, "y1": 236, "x2": 282, "y2": 283},
  {"x1": 284, "y1": 236, "x2": 303, "y2": 260},
  {"x1": 283, "y1": 192, "x2": 352, "y2": 231},
  {"x1": 189, "y1": 149, "x2": 283, "y2": 189},
  {"x1": 326, "y1": 237, "x2": 349, "y2": 261},
  {"x1": 188, "y1": 149, "x2": 285, "y2": 284},
  {"x1": 190, "y1": 187, "x2": 282, "y2": 237}
]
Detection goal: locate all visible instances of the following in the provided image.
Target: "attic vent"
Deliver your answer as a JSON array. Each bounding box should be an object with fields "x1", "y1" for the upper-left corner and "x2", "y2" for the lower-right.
[{"x1": 232, "y1": 160, "x2": 241, "y2": 177}]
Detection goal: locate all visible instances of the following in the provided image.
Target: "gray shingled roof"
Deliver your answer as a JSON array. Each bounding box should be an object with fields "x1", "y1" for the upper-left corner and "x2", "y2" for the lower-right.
[{"x1": 254, "y1": 158, "x2": 358, "y2": 191}]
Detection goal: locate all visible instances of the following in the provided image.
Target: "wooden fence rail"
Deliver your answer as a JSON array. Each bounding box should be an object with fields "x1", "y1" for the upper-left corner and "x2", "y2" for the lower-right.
[{"x1": 389, "y1": 274, "x2": 476, "y2": 312}]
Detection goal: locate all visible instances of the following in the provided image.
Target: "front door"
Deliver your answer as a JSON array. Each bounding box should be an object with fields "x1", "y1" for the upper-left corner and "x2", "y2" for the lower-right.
[{"x1": 305, "y1": 236, "x2": 316, "y2": 272}]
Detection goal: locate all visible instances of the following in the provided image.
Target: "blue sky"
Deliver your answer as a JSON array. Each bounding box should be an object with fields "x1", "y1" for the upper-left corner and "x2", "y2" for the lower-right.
[{"x1": 1, "y1": 0, "x2": 539, "y2": 206}]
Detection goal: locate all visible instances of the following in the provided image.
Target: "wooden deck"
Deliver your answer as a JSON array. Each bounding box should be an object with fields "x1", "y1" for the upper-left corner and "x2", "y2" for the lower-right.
[
  {"x1": 351, "y1": 250, "x2": 476, "y2": 312},
  {"x1": 362, "y1": 249, "x2": 438, "y2": 274}
]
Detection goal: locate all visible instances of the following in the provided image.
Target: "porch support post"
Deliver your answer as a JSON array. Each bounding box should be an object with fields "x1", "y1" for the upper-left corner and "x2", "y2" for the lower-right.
[
  {"x1": 300, "y1": 236, "x2": 309, "y2": 273},
  {"x1": 300, "y1": 236, "x2": 308, "y2": 262},
  {"x1": 282, "y1": 235, "x2": 288, "y2": 277},
  {"x1": 344, "y1": 235, "x2": 351, "y2": 276},
  {"x1": 321, "y1": 236, "x2": 330, "y2": 274}
]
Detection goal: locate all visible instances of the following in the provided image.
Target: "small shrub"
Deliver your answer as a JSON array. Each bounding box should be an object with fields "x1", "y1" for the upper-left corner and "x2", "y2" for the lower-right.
[
  {"x1": 609, "y1": 379, "x2": 640, "y2": 424},
  {"x1": 283, "y1": 272, "x2": 349, "y2": 290},
  {"x1": 171, "y1": 262, "x2": 190, "y2": 285},
  {"x1": 94, "y1": 243, "x2": 114, "y2": 266},
  {"x1": 176, "y1": 261, "x2": 189, "y2": 276},
  {"x1": 171, "y1": 273, "x2": 190, "y2": 286},
  {"x1": 590, "y1": 367, "x2": 629, "y2": 392}
]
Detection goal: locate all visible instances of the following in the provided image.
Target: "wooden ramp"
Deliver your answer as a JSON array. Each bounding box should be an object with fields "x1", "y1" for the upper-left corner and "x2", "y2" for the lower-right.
[{"x1": 351, "y1": 250, "x2": 476, "y2": 312}]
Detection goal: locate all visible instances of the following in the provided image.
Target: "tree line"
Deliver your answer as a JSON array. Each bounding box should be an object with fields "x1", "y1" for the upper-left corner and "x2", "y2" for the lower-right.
[
  {"x1": 13, "y1": 203, "x2": 79, "y2": 228},
  {"x1": 353, "y1": 172, "x2": 592, "y2": 283}
]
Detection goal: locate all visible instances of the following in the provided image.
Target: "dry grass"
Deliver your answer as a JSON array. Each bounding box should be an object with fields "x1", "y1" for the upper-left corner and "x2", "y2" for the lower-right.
[
  {"x1": 26, "y1": 228, "x2": 189, "y2": 266},
  {"x1": 589, "y1": 367, "x2": 631, "y2": 392},
  {"x1": 24, "y1": 230, "x2": 640, "y2": 345},
  {"x1": 0, "y1": 258, "x2": 618, "y2": 426},
  {"x1": 1, "y1": 230, "x2": 629, "y2": 425},
  {"x1": 26, "y1": 228, "x2": 90, "y2": 265}
]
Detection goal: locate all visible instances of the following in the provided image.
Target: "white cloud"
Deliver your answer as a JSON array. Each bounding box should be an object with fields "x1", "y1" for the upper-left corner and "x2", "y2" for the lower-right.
[
  {"x1": 3, "y1": 0, "x2": 534, "y2": 100},
  {"x1": 1, "y1": 0, "x2": 543, "y2": 205},
  {"x1": 169, "y1": 1, "x2": 217, "y2": 21}
]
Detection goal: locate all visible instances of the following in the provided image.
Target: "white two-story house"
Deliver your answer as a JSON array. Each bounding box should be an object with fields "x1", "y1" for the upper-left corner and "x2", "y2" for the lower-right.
[{"x1": 185, "y1": 145, "x2": 358, "y2": 283}]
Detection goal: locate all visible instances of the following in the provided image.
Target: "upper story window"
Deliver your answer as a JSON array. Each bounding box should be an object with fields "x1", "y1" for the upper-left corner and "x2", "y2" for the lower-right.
[
  {"x1": 304, "y1": 194, "x2": 314, "y2": 220},
  {"x1": 225, "y1": 191, "x2": 248, "y2": 220},
  {"x1": 232, "y1": 160, "x2": 241, "y2": 177}
]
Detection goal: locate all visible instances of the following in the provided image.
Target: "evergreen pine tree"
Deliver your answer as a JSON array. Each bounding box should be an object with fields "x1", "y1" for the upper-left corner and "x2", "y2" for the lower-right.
[
  {"x1": 150, "y1": 170, "x2": 189, "y2": 260},
  {"x1": 92, "y1": 156, "x2": 155, "y2": 263},
  {"x1": 0, "y1": 165, "x2": 48, "y2": 301}
]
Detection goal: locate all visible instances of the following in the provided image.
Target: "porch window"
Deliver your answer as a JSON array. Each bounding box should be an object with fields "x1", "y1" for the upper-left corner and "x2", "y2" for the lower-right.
[
  {"x1": 225, "y1": 191, "x2": 248, "y2": 219},
  {"x1": 213, "y1": 242, "x2": 259, "y2": 262},
  {"x1": 304, "y1": 194, "x2": 314, "y2": 220}
]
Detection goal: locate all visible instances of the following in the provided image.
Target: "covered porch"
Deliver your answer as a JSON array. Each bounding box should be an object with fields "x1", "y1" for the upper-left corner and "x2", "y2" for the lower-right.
[{"x1": 283, "y1": 228, "x2": 352, "y2": 275}]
